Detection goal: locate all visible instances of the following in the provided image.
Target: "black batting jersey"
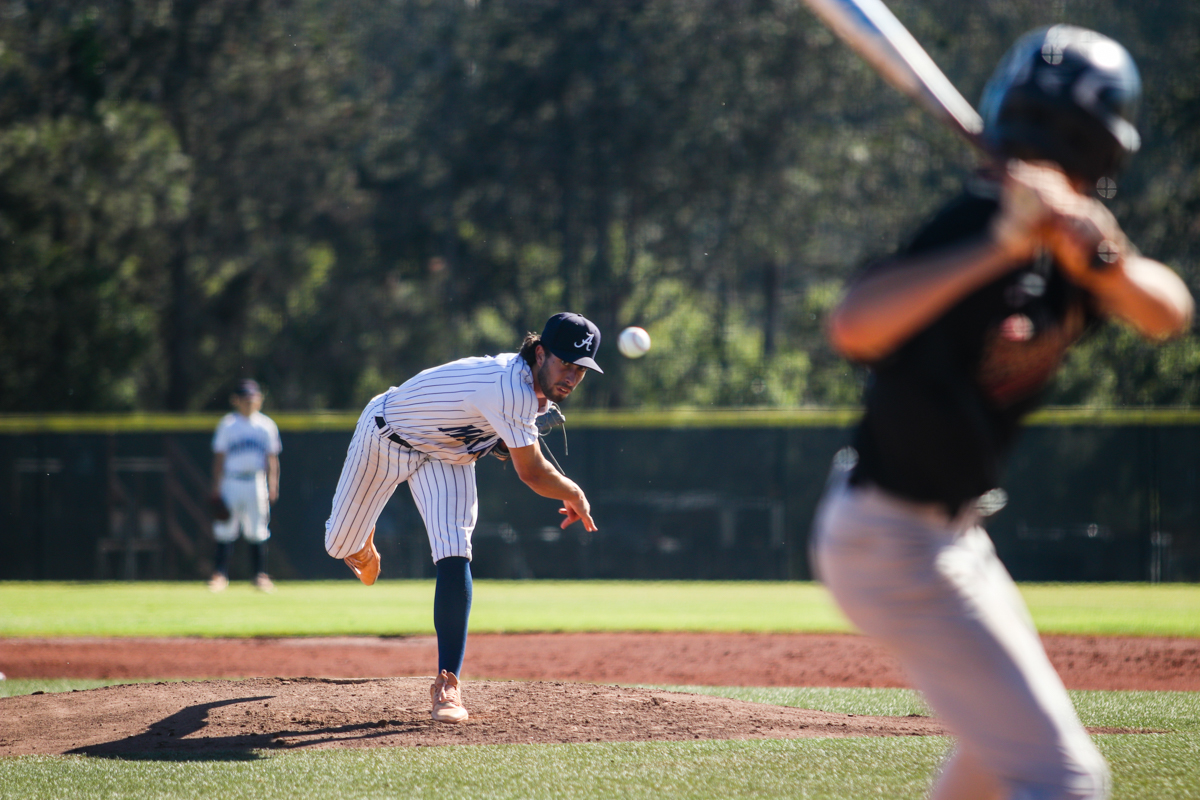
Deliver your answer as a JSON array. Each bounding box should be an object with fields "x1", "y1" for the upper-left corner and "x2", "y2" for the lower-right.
[
  {"x1": 850, "y1": 177, "x2": 1101, "y2": 513},
  {"x1": 378, "y1": 352, "x2": 542, "y2": 465}
]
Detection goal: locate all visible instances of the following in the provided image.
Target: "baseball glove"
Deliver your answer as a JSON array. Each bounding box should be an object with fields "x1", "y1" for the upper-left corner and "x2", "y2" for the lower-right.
[
  {"x1": 487, "y1": 405, "x2": 565, "y2": 462},
  {"x1": 488, "y1": 440, "x2": 511, "y2": 461},
  {"x1": 536, "y1": 403, "x2": 566, "y2": 436},
  {"x1": 208, "y1": 492, "x2": 231, "y2": 522}
]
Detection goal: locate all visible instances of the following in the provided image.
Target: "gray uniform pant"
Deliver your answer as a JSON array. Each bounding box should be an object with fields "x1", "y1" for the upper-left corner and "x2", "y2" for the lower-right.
[{"x1": 811, "y1": 471, "x2": 1109, "y2": 800}]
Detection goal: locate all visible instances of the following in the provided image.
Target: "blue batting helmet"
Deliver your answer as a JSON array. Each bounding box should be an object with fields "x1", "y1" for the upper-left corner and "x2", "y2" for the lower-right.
[{"x1": 979, "y1": 25, "x2": 1142, "y2": 184}]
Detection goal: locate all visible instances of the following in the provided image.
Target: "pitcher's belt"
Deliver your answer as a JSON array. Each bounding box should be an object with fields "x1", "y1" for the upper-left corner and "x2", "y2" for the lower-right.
[{"x1": 375, "y1": 416, "x2": 413, "y2": 448}]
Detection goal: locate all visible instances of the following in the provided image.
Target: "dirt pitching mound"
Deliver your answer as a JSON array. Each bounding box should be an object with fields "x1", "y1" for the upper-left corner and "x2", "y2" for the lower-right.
[
  {"x1": 2, "y1": 632, "x2": 1182, "y2": 756},
  {"x1": 0, "y1": 677, "x2": 950, "y2": 757}
]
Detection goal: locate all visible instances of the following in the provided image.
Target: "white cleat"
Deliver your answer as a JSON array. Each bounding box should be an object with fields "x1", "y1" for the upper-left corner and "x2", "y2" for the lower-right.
[{"x1": 430, "y1": 670, "x2": 469, "y2": 723}]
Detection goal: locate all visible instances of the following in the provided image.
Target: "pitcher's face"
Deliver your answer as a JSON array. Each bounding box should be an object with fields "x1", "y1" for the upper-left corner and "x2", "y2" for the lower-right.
[{"x1": 536, "y1": 349, "x2": 587, "y2": 402}]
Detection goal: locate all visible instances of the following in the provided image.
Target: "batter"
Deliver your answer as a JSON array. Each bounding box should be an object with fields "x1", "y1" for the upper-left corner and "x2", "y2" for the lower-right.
[
  {"x1": 325, "y1": 312, "x2": 602, "y2": 723},
  {"x1": 814, "y1": 26, "x2": 1193, "y2": 800}
]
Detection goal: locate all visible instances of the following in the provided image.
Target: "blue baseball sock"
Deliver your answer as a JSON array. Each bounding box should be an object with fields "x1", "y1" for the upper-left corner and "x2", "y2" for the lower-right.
[{"x1": 434, "y1": 556, "x2": 473, "y2": 677}]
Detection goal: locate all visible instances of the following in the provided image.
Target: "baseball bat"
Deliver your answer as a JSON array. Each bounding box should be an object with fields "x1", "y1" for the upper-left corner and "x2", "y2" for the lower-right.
[
  {"x1": 801, "y1": 0, "x2": 1117, "y2": 268},
  {"x1": 800, "y1": 0, "x2": 983, "y2": 148}
]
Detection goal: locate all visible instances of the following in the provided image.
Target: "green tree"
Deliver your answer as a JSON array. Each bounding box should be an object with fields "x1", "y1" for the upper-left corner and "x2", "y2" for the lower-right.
[
  {"x1": 0, "y1": 0, "x2": 1196, "y2": 412},
  {"x1": 0, "y1": 3, "x2": 190, "y2": 410}
]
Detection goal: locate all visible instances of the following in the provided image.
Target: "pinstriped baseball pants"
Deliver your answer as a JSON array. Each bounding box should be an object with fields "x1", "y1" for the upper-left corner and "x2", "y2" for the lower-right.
[
  {"x1": 811, "y1": 471, "x2": 1109, "y2": 800},
  {"x1": 325, "y1": 394, "x2": 478, "y2": 563}
]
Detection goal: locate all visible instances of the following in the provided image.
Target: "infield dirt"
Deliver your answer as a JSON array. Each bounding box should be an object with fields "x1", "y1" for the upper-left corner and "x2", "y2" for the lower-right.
[{"x1": 1, "y1": 633, "x2": 1194, "y2": 756}]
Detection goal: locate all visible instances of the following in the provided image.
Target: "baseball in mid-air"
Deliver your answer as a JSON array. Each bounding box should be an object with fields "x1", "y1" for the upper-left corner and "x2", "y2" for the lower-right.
[{"x1": 617, "y1": 326, "x2": 651, "y2": 358}]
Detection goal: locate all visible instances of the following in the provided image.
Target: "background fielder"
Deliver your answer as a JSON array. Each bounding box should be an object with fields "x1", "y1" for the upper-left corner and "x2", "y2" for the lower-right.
[
  {"x1": 324, "y1": 312, "x2": 602, "y2": 723},
  {"x1": 813, "y1": 26, "x2": 1193, "y2": 800},
  {"x1": 210, "y1": 379, "x2": 282, "y2": 593}
]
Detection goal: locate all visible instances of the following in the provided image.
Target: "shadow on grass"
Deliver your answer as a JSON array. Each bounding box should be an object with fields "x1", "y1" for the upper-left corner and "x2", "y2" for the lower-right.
[{"x1": 67, "y1": 694, "x2": 430, "y2": 762}]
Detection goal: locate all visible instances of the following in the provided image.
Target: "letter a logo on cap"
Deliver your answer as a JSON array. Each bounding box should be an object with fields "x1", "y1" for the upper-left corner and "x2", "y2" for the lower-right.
[{"x1": 575, "y1": 332, "x2": 595, "y2": 350}]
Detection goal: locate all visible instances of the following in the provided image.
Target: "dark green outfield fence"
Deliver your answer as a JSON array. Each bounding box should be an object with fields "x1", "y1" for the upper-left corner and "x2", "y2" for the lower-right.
[{"x1": 2, "y1": 409, "x2": 1197, "y2": 583}]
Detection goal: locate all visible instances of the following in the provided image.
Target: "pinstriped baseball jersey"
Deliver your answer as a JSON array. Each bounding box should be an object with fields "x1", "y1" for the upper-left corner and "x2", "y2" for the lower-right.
[
  {"x1": 324, "y1": 352, "x2": 544, "y2": 564},
  {"x1": 379, "y1": 353, "x2": 541, "y2": 466}
]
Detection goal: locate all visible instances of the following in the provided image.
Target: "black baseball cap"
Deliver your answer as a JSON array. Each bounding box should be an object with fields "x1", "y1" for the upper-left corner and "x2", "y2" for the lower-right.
[
  {"x1": 233, "y1": 379, "x2": 262, "y2": 397},
  {"x1": 540, "y1": 312, "x2": 603, "y2": 373}
]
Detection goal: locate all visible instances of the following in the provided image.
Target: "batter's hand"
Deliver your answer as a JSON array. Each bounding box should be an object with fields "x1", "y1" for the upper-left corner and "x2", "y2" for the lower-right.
[
  {"x1": 996, "y1": 160, "x2": 1128, "y2": 284},
  {"x1": 558, "y1": 494, "x2": 597, "y2": 532},
  {"x1": 990, "y1": 160, "x2": 1057, "y2": 261},
  {"x1": 1039, "y1": 194, "x2": 1128, "y2": 284}
]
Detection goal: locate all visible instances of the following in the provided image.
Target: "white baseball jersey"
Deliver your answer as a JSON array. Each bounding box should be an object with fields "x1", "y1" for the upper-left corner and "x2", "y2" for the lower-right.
[
  {"x1": 325, "y1": 353, "x2": 542, "y2": 564},
  {"x1": 379, "y1": 353, "x2": 542, "y2": 464},
  {"x1": 213, "y1": 411, "x2": 281, "y2": 544},
  {"x1": 212, "y1": 411, "x2": 282, "y2": 474}
]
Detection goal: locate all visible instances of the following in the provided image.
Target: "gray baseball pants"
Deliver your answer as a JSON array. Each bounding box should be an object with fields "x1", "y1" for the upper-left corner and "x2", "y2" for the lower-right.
[{"x1": 811, "y1": 471, "x2": 1109, "y2": 800}]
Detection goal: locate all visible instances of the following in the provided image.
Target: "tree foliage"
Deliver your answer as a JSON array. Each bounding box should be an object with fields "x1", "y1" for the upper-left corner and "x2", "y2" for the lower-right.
[{"x1": 1, "y1": 0, "x2": 1197, "y2": 411}]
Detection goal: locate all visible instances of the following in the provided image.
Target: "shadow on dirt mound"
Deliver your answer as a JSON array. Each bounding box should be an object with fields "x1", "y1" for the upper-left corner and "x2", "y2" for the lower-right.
[{"x1": 3, "y1": 677, "x2": 950, "y2": 759}]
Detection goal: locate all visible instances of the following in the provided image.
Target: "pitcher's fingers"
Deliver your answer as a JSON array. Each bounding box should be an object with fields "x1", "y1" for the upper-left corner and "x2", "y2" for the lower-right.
[
  {"x1": 577, "y1": 507, "x2": 598, "y2": 532},
  {"x1": 559, "y1": 504, "x2": 597, "y2": 531}
]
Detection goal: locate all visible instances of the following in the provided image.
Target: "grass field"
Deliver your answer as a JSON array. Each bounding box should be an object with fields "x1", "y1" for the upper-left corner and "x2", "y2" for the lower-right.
[
  {"x1": 2, "y1": 581, "x2": 1198, "y2": 799},
  {"x1": 2, "y1": 580, "x2": 1199, "y2": 637},
  {"x1": 1, "y1": 682, "x2": 1197, "y2": 799}
]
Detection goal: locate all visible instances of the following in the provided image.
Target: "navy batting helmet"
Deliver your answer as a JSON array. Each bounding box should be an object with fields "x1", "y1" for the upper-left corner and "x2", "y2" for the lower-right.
[{"x1": 979, "y1": 25, "x2": 1142, "y2": 185}]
